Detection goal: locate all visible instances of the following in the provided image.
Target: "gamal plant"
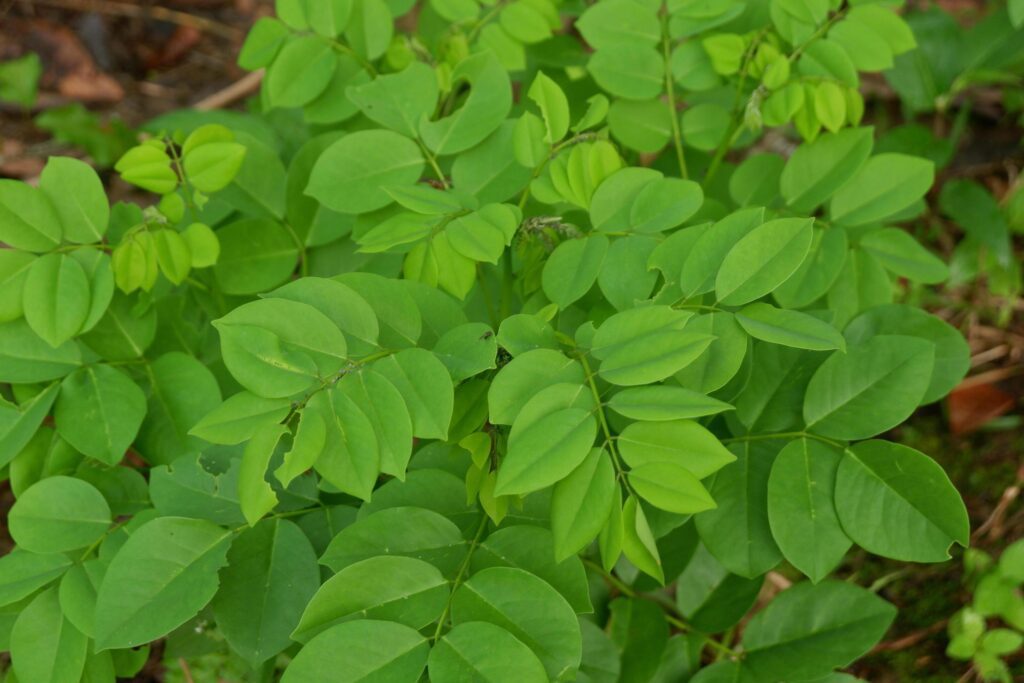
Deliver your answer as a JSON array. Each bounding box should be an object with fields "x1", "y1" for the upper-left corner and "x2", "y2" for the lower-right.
[{"x1": 0, "y1": 0, "x2": 980, "y2": 681}]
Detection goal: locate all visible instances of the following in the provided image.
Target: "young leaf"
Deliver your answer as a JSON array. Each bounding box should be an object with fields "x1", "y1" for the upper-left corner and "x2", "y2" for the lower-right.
[
  {"x1": 8, "y1": 476, "x2": 111, "y2": 553},
  {"x1": 39, "y1": 157, "x2": 109, "y2": 243},
  {"x1": 715, "y1": 217, "x2": 814, "y2": 305},
  {"x1": 281, "y1": 620, "x2": 428, "y2": 683},
  {"x1": 23, "y1": 253, "x2": 91, "y2": 348}
]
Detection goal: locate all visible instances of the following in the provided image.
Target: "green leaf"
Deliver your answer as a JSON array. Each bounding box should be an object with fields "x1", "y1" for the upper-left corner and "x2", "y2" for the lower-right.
[
  {"x1": 742, "y1": 581, "x2": 896, "y2": 682},
  {"x1": 0, "y1": 319, "x2": 82, "y2": 383},
  {"x1": 598, "y1": 329, "x2": 713, "y2": 386},
  {"x1": 308, "y1": 388, "x2": 379, "y2": 500},
  {"x1": 94, "y1": 517, "x2": 232, "y2": 650},
  {"x1": 621, "y1": 495, "x2": 663, "y2": 583},
  {"x1": 735, "y1": 303, "x2": 846, "y2": 351},
  {"x1": 542, "y1": 234, "x2": 609, "y2": 309},
  {"x1": 577, "y1": 0, "x2": 660, "y2": 49},
  {"x1": 39, "y1": 157, "x2": 109, "y2": 243},
  {"x1": 773, "y1": 226, "x2": 847, "y2": 309},
  {"x1": 608, "y1": 97, "x2": 672, "y2": 153},
  {"x1": 528, "y1": 71, "x2": 570, "y2": 143},
  {"x1": 676, "y1": 544, "x2": 762, "y2": 634},
  {"x1": 681, "y1": 103, "x2": 730, "y2": 151},
  {"x1": 213, "y1": 218, "x2": 298, "y2": 295},
  {"x1": 0, "y1": 249, "x2": 35, "y2": 323},
  {"x1": 496, "y1": 407, "x2": 597, "y2": 496},
  {"x1": 835, "y1": 440, "x2": 969, "y2": 562},
  {"x1": 607, "y1": 386, "x2": 732, "y2": 421},
  {"x1": 715, "y1": 217, "x2": 814, "y2": 305},
  {"x1": 767, "y1": 439, "x2": 851, "y2": 582},
  {"x1": 213, "y1": 298, "x2": 347, "y2": 399},
  {"x1": 10, "y1": 588, "x2": 88, "y2": 683},
  {"x1": 803, "y1": 335, "x2": 934, "y2": 440},
  {"x1": 0, "y1": 180, "x2": 62, "y2": 252},
  {"x1": 183, "y1": 142, "x2": 247, "y2": 194},
  {"x1": 212, "y1": 518, "x2": 320, "y2": 665},
  {"x1": 189, "y1": 391, "x2": 291, "y2": 445},
  {"x1": 696, "y1": 441, "x2": 782, "y2": 578},
  {"x1": 293, "y1": 555, "x2": 447, "y2": 642},
  {"x1": 266, "y1": 36, "x2": 337, "y2": 108},
  {"x1": 137, "y1": 351, "x2": 222, "y2": 466},
  {"x1": 451, "y1": 121, "x2": 533, "y2": 204},
  {"x1": 281, "y1": 620, "x2": 428, "y2": 683},
  {"x1": 433, "y1": 322, "x2": 498, "y2": 381},
  {"x1": 419, "y1": 53, "x2": 512, "y2": 155},
  {"x1": 238, "y1": 17, "x2": 289, "y2": 69},
  {"x1": 23, "y1": 253, "x2": 91, "y2": 348},
  {"x1": 487, "y1": 348, "x2": 584, "y2": 425},
  {"x1": 472, "y1": 525, "x2": 592, "y2": 613},
  {"x1": 858, "y1": 227, "x2": 949, "y2": 283},
  {"x1": 9, "y1": 476, "x2": 110, "y2": 553},
  {"x1": 551, "y1": 448, "x2": 616, "y2": 562},
  {"x1": 374, "y1": 348, "x2": 454, "y2": 440},
  {"x1": 307, "y1": 129, "x2": 424, "y2": 214},
  {"x1": 588, "y1": 45, "x2": 664, "y2": 99},
  {"x1": 451, "y1": 566, "x2": 582, "y2": 680},
  {"x1": 347, "y1": 62, "x2": 438, "y2": 138},
  {"x1": 0, "y1": 382, "x2": 59, "y2": 469},
  {"x1": 618, "y1": 419, "x2": 735, "y2": 478},
  {"x1": 628, "y1": 461, "x2": 716, "y2": 514},
  {"x1": 829, "y1": 153, "x2": 933, "y2": 226},
  {"x1": 238, "y1": 422, "x2": 287, "y2": 526},
  {"x1": 429, "y1": 621, "x2": 548, "y2": 683},
  {"x1": 268, "y1": 277, "x2": 380, "y2": 356},
  {"x1": 320, "y1": 506, "x2": 465, "y2": 575},
  {"x1": 844, "y1": 304, "x2": 969, "y2": 404},
  {"x1": 679, "y1": 207, "x2": 764, "y2": 297},
  {"x1": 54, "y1": 364, "x2": 145, "y2": 465},
  {"x1": 780, "y1": 127, "x2": 873, "y2": 212},
  {"x1": 344, "y1": 0, "x2": 394, "y2": 60},
  {"x1": 0, "y1": 549, "x2": 72, "y2": 606},
  {"x1": 500, "y1": 1, "x2": 552, "y2": 43}
]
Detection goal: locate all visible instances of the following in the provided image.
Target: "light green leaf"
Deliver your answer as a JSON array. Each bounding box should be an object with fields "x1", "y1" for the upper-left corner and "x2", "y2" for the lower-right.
[
  {"x1": 419, "y1": 53, "x2": 512, "y2": 155},
  {"x1": 0, "y1": 180, "x2": 62, "y2": 252},
  {"x1": 588, "y1": 45, "x2": 664, "y2": 99},
  {"x1": 39, "y1": 157, "x2": 109, "y2": 243},
  {"x1": 266, "y1": 36, "x2": 336, "y2": 107},
  {"x1": 829, "y1": 154, "x2": 933, "y2": 226},
  {"x1": 618, "y1": 419, "x2": 734, "y2": 478},
  {"x1": 628, "y1": 461, "x2": 716, "y2": 514},
  {"x1": 598, "y1": 330, "x2": 713, "y2": 386},
  {"x1": 23, "y1": 253, "x2": 91, "y2": 348},
  {"x1": 0, "y1": 549, "x2": 72, "y2": 606},
  {"x1": 780, "y1": 127, "x2": 873, "y2": 212},
  {"x1": 307, "y1": 130, "x2": 425, "y2": 214},
  {"x1": 9, "y1": 476, "x2": 110, "y2": 553},
  {"x1": 374, "y1": 348, "x2": 454, "y2": 439},
  {"x1": 10, "y1": 588, "x2": 88, "y2": 683},
  {"x1": 487, "y1": 348, "x2": 584, "y2": 425},
  {"x1": 0, "y1": 319, "x2": 82, "y2": 383},
  {"x1": 621, "y1": 495, "x2": 663, "y2": 583},
  {"x1": 859, "y1": 227, "x2": 949, "y2": 283},
  {"x1": 715, "y1": 217, "x2": 814, "y2": 305},
  {"x1": 528, "y1": 71, "x2": 570, "y2": 143},
  {"x1": 93, "y1": 517, "x2": 232, "y2": 650},
  {"x1": 495, "y1": 407, "x2": 597, "y2": 496},
  {"x1": 238, "y1": 423, "x2": 287, "y2": 526},
  {"x1": 189, "y1": 391, "x2": 291, "y2": 446},
  {"x1": 607, "y1": 386, "x2": 732, "y2": 421},
  {"x1": 542, "y1": 234, "x2": 609, "y2": 309},
  {"x1": 551, "y1": 448, "x2": 616, "y2": 562},
  {"x1": 308, "y1": 388, "x2": 379, "y2": 500},
  {"x1": 835, "y1": 440, "x2": 969, "y2": 562},
  {"x1": 347, "y1": 62, "x2": 438, "y2": 138}
]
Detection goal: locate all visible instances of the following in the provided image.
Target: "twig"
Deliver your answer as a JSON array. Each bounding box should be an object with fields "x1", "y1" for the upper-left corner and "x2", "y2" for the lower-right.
[
  {"x1": 192, "y1": 70, "x2": 263, "y2": 110},
  {"x1": 872, "y1": 619, "x2": 948, "y2": 653},
  {"x1": 27, "y1": 0, "x2": 241, "y2": 39},
  {"x1": 971, "y1": 475, "x2": 1022, "y2": 542},
  {"x1": 178, "y1": 657, "x2": 195, "y2": 683}
]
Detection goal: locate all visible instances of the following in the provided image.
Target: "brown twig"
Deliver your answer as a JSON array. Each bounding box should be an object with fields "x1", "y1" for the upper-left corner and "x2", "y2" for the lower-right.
[
  {"x1": 872, "y1": 619, "x2": 948, "y2": 653},
  {"x1": 971, "y1": 470, "x2": 1023, "y2": 543},
  {"x1": 193, "y1": 69, "x2": 263, "y2": 110},
  {"x1": 25, "y1": 0, "x2": 241, "y2": 39}
]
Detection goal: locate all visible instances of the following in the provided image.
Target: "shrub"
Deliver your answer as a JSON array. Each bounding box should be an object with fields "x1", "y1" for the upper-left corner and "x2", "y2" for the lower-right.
[{"x1": 0, "y1": 0, "x2": 979, "y2": 681}]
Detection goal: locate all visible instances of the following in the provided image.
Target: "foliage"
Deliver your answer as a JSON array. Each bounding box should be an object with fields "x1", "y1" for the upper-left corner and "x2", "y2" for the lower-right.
[
  {"x1": 947, "y1": 541, "x2": 1024, "y2": 682},
  {"x1": 0, "y1": 53, "x2": 41, "y2": 108},
  {"x1": 0, "y1": 0, "x2": 981, "y2": 681}
]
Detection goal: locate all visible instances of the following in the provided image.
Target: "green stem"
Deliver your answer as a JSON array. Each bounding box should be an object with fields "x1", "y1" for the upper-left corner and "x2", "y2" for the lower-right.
[
  {"x1": 577, "y1": 352, "x2": 633, "y2": 494},
  {"x1": 433, "y1": 515, "x2": 489, "y2": 642},
  {"x1": 661, "y1": 12, "x2": 687, "y2": 179},
  {"x1": 721, "y1": 431, "x2": 845, "y2": 449},
  {"x1": 419, "y1": 140, "x2": 449, "y2": 189},
  {"x1": 280, "y1": 220, "x2": 309, "y2": 277}
]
